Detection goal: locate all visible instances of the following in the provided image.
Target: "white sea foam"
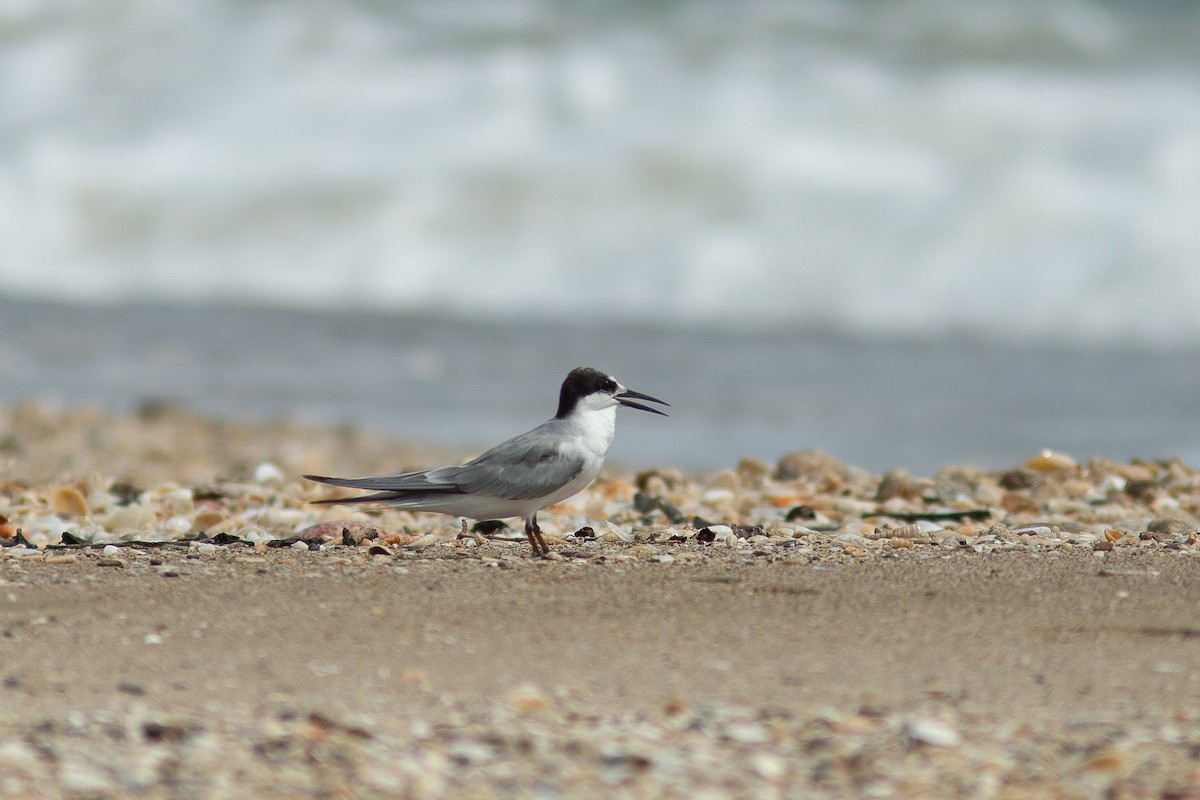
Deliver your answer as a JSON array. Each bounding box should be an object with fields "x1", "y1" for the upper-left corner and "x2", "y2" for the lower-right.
[{"x1": 1, "y1": 0, "x2": 1198, "y2": 346}]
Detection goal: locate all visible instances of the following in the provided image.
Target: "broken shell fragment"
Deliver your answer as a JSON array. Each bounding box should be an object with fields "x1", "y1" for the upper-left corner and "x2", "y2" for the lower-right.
[{"x1": 49, "y1": 486, "x2": 89, "y2": 517}]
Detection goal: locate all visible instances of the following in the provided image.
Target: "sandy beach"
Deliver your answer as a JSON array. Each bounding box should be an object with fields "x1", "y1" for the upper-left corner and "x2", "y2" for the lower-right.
[{"x1": 3, "y1": 402, "x2": 1200, "y2": 797}]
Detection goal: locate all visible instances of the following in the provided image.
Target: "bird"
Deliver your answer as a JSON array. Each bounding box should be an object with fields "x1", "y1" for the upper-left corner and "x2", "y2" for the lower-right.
[{"x1": 304, "y1": 367, "x2": 668, "y2": 556}]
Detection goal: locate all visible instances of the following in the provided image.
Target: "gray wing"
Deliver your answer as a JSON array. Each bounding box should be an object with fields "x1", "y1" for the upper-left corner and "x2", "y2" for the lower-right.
[
  {"x1": 448, "y1": 425, "x2": 586, "y2": 501},
  {"x1": 305, "y1": 423, "x2": 585, "y2": 502}
]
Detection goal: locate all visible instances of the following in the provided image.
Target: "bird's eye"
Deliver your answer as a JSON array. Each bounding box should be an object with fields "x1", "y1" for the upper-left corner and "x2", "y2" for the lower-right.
[{"x1": 603, "y1": 380, "x2": 617, "y2": 393}]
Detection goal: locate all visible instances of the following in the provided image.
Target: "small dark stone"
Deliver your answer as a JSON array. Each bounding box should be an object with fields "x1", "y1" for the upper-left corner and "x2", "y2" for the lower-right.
[
  {"x1": 142, "y1": 721, "x2": 193, "y2": 743},
  {"x1": 696, "y1": 528, "x2": 717, "y2": 543},
  {"x1": 785, "y1": 505, "x2": 816, "y2": 522},
  {"x1": 604, "y1": 753, "x2": 653, "y2": 771},
  {"x1": 573, "y1": 526, "x2": 596, "y2": 540},
  {"x1": 207, "y1": 532, "x2": 243, "y2": 545},
  {"x1": 60, "y1": 531, "x2": 87, "y2": 546},
  {"x1": 108, "y1": 481, "x2": 142, "y2": 506},
  {"x1": 735, "y1": 525, "x2": 766, "y2": 539},
  {"x1": 1125, "y1": 480, "x2": 1160, "y2": 501},
  {"x1": 472, "y1": 520, "x2": 510, "y2": 535},
  {"x1": 998, "y1": 468, "x2": 1036, "y2": 490},
  {"x1": 266, "y1": 538, "x2": 302, "y2": 548},
  {"x1": 117, "y1": 682, "x2": 145, "y2": 696},
  {"x1": 632, "y1": 492, "x2": 687, "y2": 524}
]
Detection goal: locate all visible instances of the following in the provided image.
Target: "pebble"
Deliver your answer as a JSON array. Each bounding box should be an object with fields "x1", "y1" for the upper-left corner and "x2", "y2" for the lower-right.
[
  {"x1": 603, "y1": 522, "x2": 636, "y2": 543},
  {"x1": 725, "y1": 723, "x2": 772, "y2": 744},
  {"x1": 0, "y1": 739, "x2": 39, "y2": 769},
  {"x1": 49, "y1": 486, "x2": 89, "y2": 517},
  {"x1": 505, "y1": 684, "x2": 551, "y2": 713},
  {"x1": 703, "y1": 525, "x2": 734, "y2": 541},
  {"x1": 905, "y1": 718, "x2": 961, "y2": 748},
  {"x1": 253, "y1": 462, "x2": 285, "y2": 484},
  {"x1": 1026, "y1": 449, "x2": 1078, "y2": 472}
]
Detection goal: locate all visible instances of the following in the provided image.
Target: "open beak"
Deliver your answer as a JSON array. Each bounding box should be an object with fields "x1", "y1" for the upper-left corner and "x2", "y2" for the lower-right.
[{"x1": 615, "y1": 387, "x2": 670, "y2": 416}]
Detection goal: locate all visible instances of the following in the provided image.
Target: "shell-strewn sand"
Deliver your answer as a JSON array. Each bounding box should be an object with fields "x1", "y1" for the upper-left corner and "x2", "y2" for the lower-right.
[{"x1": 3, "y1": 403, "x2": 1200, "y2": 797}]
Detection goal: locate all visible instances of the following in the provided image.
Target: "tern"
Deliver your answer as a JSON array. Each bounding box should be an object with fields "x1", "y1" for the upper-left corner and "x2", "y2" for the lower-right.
[{"x1": 304, "y1": 367, "x2": 668, "y2": 556}]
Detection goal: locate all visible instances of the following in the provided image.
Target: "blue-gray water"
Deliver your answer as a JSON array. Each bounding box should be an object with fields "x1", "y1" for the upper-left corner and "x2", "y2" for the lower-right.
[
  {"x1": 3, "y1": 2, "x2": 1198, "y2": 470},
  {"x1": 1, "y1": 299, "x2": 1196, "y2": 473}
]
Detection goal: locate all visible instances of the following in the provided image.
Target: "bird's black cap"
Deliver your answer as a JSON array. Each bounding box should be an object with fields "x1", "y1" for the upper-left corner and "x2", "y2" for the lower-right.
[{"x1": 555, "y1": 367, "x2": 669, "y2": 419}]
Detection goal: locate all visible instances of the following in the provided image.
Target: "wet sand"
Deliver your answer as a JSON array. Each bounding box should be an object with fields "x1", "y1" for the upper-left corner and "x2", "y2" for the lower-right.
[{"x1": 2, "y1": 404, "x2": 1200, "y2": 797}]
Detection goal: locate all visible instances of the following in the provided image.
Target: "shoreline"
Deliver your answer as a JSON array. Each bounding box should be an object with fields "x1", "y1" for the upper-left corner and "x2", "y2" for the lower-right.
[{"x1": 3, "y1": 403, "x2": 1200, "y2": 796}]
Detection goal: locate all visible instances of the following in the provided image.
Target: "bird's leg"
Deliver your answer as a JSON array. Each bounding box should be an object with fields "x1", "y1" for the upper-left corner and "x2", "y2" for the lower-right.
[
  {"x1": 460, "y1": 518, "x2": 469, "y2": 538},
  {"x1": 525, "y1": 515, "x2": 549, "y2": 557}
]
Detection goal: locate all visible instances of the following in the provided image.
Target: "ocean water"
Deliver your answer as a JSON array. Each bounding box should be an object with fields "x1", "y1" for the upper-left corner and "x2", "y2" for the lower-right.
[
  {"x1": 1, "y1": 0, "x2": 1199, "y2": 345},
  {"x1": 1, "y1": 1, "x2": 1198, "y2": 472},
  {"x1": 1, "y1": 298, "x2": 1196, "y2": 474}
]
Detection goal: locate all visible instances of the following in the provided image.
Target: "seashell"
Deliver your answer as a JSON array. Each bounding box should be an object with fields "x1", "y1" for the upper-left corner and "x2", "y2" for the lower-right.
[
  {"x1": 603, "y1": 521, "x2": 636, "y2": 543},
  {"x1": 505, "y1": 683, "x2": 551, "y2": 713},
  {"x1": 145, "y1": 486, "x2": 194, "y2": 517},
  {"x1": 99, "y1": 504, "x2": 157, "y2": 533},
  {"x1": 191, "y1": 509, "x2": 227, "y2": 533},
  {"x1": 298, "y1": 520, "x2": 382, "y2": 544},
  {"x1": 26, "y1": 515, "x2": 78, "y2": 546},
  {"x1": 705, "y1": 470, "x2": 740, "y2": 493},
  {"x1": 1001, "y1": 492, "x2": 1040, "y2": 515},
  {"x1": 1094, "y1": 474, "x2": 1128, "y2": 494},
  {"x1": 875, "y1": 469, "x2": 924, "y2": 502},
  {"x1": 1145, "y1": 514, "x2": 1197, "y2": 540},
  {"x1": 1026, "y1": 449, "x2": 1078, "y2": 472},
  {"x1": 1080, "y1": 747, "x2": 1127, "y2": 774},
  {"x1": 85, "y1": 490, "x2": 119, "y2": 514},
  {"x1": 252, "y1": 462, "x2": 285, "y2": 484},
  {"x1": 157, "y1": 516, "x2": 193, "y2": 539},
  {"x1": 836, "y1": 521, "x2": 875, "y2": 539},
  {"x1": 905, "y1": 718, "x2": 961, "y2": 748},
  {"x1": 700, "y1": 489, "x2": 735, "y2": 506},
  {"x1": 735, "y1": 458, "x2": 771, "y2": 489},
  {"x1": 700, "y1": 524, "x2": 734, "y2": 541},
  {"x1": 49, "y1": 486, "x2": 89, "y2": 517},
  {"x1": 775, "y1": 449, "x2": 851, "y2": 482},
  {"x1": 887, "y1": 522, "x2": 923, "y2": 539}
]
